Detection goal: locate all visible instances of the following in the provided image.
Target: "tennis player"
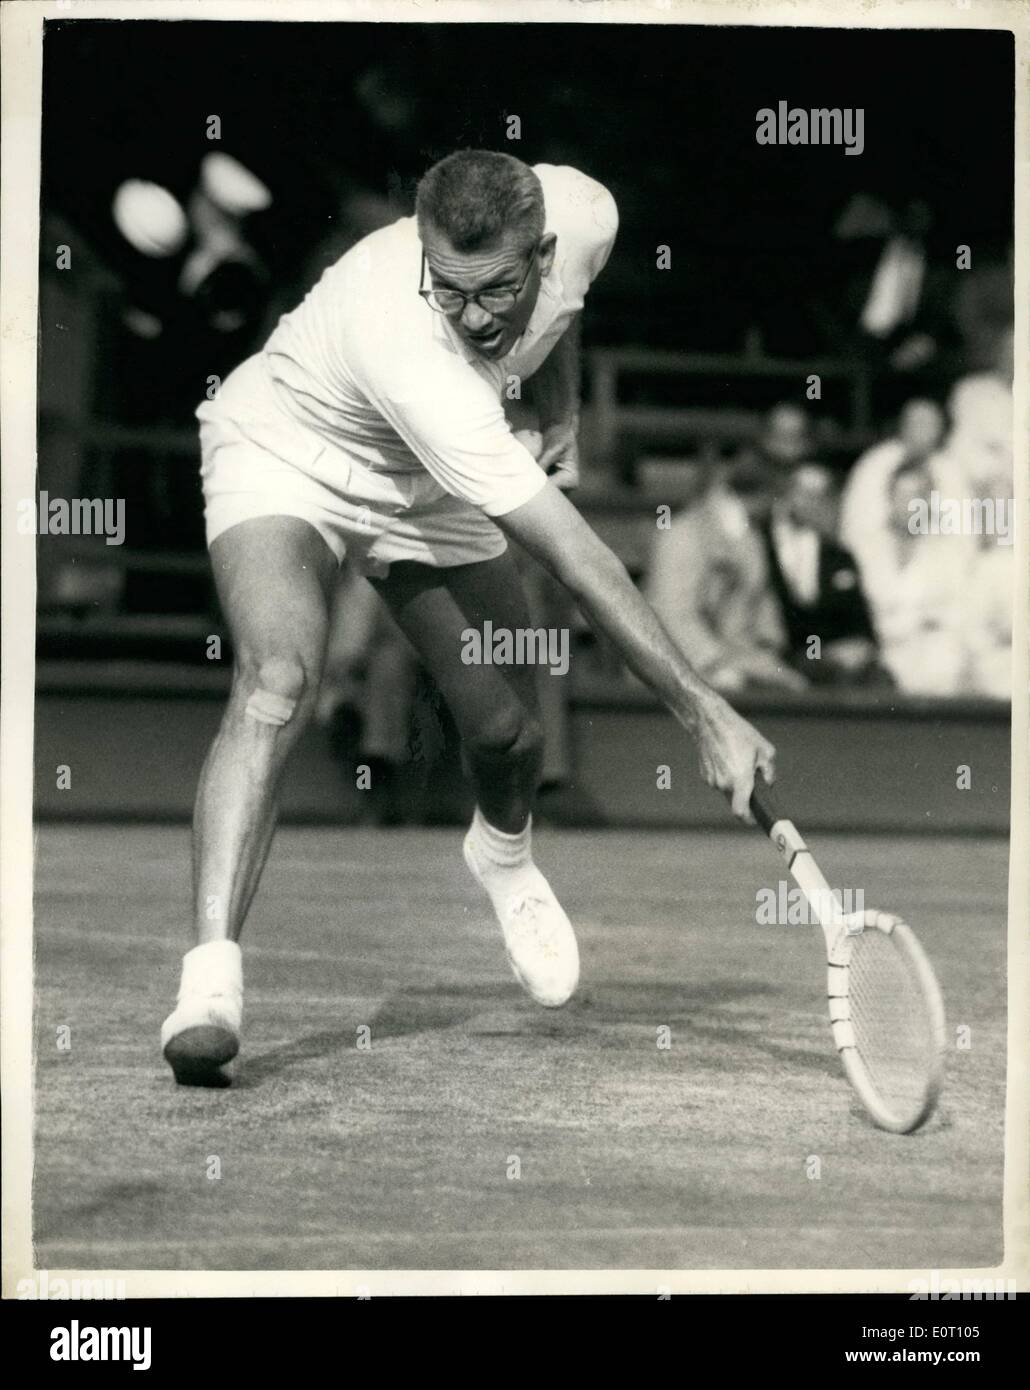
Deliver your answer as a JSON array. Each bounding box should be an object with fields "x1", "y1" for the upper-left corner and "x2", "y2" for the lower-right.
[{"x1": 162, "y1": 151, "x2": 776, "y2": 1084}]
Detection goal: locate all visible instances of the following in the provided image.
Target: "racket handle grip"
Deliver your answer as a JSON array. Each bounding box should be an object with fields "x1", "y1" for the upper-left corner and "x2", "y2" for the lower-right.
[{"x1": 749, "y1": 771, "x2": 780, "y2": 835}]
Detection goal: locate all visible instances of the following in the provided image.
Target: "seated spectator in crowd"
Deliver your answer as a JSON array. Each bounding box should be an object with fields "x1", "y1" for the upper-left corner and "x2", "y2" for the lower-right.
[
  {"x1": 841, "y1": 373, "x2": 1012, "y2": 700},
  {"x1": 956, "y1": 517, "x2": 1011, "y2": 700},
  {"x1": 939, "y1": 371, "x2": 1014, "y2": 700},
  {"x1": 861, "y1": 458, "x2": 968, "y2": 696},
  {"x1": 759, "y1": 464, "x2": 886, "y2": 686},
  {"x1": 647, "y1": 454, "x2": 806, "y2": 694},
  {"x1": 649, "y1": 398, "x2": 885, "y2": 694},
  {"x1": 960, "y1": 521, "x2": 1013, "y2": 701},
  {"x1": 735, "y1": 401, "x2": 815, "y2": 477},
  {"x1": 839, "y1": 397, "x2": 946, "y2": 581},
  {"x1": 941, "y1": 371, "x2": 1013, "y2": 498}
]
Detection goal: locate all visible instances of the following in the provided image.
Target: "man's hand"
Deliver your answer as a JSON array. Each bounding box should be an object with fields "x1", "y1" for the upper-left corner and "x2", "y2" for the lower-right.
[
  {"x1": 694, "y1": 691, "x2": 777, "y2": 822},
  {"x1": 538, "y1": 418, "x2": 581, "y2": 492},
  {"x1": 512, "y1": 421, "x2": 579, "y2": 492}
]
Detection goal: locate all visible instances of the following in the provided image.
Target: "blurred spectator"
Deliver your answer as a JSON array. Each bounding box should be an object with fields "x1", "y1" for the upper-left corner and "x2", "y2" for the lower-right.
[
  {"x1": 857, "y1": 198, "x2": 938, "y2": 370},
  {"x1": 649, "y1": 397, "x2": 888, "y2": 694},
  {"x1": 832, "y1": 195, "x2": 954, "y2": 374},
  {"x1": 108, "y1": 154, "x2": 275, "y2": 421},
  {"x1": 839, "y1": 397, "x2": 947, "y2": 581},
  {"x1": 842, "y1": 373, "x2": 1013, "y2": 699},
  {"x1": 941, "y1": 371, "x2": 1014, "y2": 700},
  {"x1": 759, "y1": 465, "x2": 885, "y2": 686},
  {"x1": 940, "y1": 372, "x2": 1013, "y2": 498},
  {"x1": 960, "y1": 527, "x2": 1013, "y2": 701},
  {"x1": 647, "y1": 453, "x2": 805, "y2": 694},
  {"x1": 861, "y1": 458, "x2": 967, "y2": 695},
  {"x1": 734, "y1": 402, "x2": 815, "y2": 475},
  {"x1": 735, "y1": 405, "x2": 883, "y2": 683}
]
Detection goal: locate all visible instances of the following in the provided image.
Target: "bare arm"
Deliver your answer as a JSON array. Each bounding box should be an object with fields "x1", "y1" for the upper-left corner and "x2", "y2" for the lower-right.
[
  {"x1": 525, "y1": 316, "x2": 583, "y2": 490},
  {"x1": 497, "y1": 482, "x2": 776, "y2": 820},
  {"x1": 529, "y1": 314, "x2": 582, "y2": 430}
]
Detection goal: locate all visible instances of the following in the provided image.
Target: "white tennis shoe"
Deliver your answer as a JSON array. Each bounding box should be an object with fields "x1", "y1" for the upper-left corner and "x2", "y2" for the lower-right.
[
  {"x1": 161, "y1": 940, "x2": 242, "y2": 1086},
  {"x1": 464, "y1": 832, "x2": 580, "y2": 1007}
]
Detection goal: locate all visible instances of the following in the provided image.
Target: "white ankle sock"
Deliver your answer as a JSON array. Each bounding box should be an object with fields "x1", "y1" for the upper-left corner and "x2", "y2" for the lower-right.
[
  {"x1": 162, "y1": 940, "x2": 244, "y2": 1050},
  {"x1": 465, "y1": 807, "x2": 552, "y2": 914},
  {"x1": 464, "y1": 806, "x2": 579, "y2": 1007},
  {"x1": 468, "y1": 806, "x2": 532, "y2": 869},
  {"x1": 178, "y1": 939, "x2": 243, "y2": 1002}
]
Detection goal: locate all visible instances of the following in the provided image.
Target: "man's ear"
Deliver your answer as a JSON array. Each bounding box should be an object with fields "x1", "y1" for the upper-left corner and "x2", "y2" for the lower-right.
[{"x1": 537, "y1": 232, "x2": 557, "y2": 277}]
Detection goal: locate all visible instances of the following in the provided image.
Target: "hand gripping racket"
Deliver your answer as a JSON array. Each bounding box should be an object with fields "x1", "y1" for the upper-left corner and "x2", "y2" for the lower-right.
[{"x1": 749, "y1": 775, "x2": 947, "y2": 1133}]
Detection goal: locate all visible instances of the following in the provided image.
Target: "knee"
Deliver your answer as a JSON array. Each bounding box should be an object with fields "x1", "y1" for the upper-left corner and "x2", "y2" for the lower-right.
[
  {"x1": 466, "y1": 703, "x2": 543, "y2": 765},
  {"x1": 237, "y1": 654, "x2": 313, "y2": 729}
]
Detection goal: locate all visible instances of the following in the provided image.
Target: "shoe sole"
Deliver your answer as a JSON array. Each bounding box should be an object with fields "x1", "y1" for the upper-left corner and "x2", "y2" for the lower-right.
[{"x1": 164, "y1": 1025, "x2": 239, "y2": 1088}]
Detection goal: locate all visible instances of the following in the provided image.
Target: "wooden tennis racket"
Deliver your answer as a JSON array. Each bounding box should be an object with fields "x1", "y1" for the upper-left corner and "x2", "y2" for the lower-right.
[{"x1": 750, "y1": 774, "x2": 946, "y2": 1133}]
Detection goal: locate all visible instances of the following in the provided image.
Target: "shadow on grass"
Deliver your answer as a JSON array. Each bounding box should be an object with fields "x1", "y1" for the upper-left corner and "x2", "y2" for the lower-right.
[{"x1": 236, "y1": 977, "x2": 814, "y2": 1083}]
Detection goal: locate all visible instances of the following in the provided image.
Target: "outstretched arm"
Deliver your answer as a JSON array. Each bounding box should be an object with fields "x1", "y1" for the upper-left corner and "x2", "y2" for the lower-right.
[{"x1": 497, "y1": 481, "x2": 776, "y2": 821}]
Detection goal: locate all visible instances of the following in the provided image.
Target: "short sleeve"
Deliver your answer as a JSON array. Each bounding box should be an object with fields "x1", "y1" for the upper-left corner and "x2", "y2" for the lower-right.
[{"x1": 535, "y1": 164, "x2": 620, "y2": 304}]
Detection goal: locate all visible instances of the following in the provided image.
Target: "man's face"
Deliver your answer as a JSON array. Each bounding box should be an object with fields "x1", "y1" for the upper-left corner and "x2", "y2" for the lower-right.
[
  {"x1": 421, "y1": 224, "x2": 556, "y2": 361},
  {"x1": 899, "y1": 400, "x2": 944, "y2": 458},
  {"x1": 785, "y1": 464, "x2": 838, "y2": 536}
]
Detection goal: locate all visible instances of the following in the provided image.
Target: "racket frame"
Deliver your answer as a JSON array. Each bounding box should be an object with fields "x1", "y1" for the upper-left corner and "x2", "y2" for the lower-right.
[
  {"x1": 750, "y1": 779, "x2": 946, "y2": 1134},
  {"x1": 833, "y1": 909, "x2": 947, "y2": 1133}
]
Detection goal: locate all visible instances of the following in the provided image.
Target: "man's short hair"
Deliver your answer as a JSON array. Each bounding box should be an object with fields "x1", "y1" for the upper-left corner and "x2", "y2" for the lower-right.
[{"x1": 415, "y1": 150, "x2": 544, "y2": 254}]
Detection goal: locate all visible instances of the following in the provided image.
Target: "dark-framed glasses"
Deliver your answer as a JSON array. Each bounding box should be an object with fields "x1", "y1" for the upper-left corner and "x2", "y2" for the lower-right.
[{"x1": 418, "y1": 243, "x2": 538, "y2": 317}]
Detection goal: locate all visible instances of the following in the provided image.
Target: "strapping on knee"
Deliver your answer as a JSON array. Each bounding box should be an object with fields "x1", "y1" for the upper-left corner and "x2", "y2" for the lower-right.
[
  {"x1": 244, "y1": 688, "x2": 298, "y2": 726},
  {"x1": 243, "y1": 658, "x2": 306, "y2": 727}
]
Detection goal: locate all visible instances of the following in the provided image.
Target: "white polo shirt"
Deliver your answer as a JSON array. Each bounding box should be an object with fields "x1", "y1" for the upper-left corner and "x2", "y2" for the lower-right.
[{"x1": 228, "y1": 163, "x2": 618, "y2": 518}]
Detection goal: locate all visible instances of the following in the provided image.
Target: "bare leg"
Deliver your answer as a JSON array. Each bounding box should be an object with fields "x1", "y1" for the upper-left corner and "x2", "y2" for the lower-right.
[
  {"x1": 193, "y1": 516, "x2": 338, "y2": 943},
  {"x1": 163, "y1": 515, "x2": 338, "y2": 1081},
  {"x1": 371, "y1": 549, "x2": 578, "y2": 1005},
  {"x1": 315, "y1": 561, "x2": 381, "y2": 725},
  {"x1": 515, "y1": 548, "x2": 574, "y2": 786},
  {"x1": 370, "y1": 550, "x2": 542, "y2": 832}
]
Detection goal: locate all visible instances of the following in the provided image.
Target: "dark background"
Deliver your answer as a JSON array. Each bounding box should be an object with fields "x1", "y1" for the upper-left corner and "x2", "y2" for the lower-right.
[{"x1": 42, "y1": 21, "x2": 1014, "y2": 353}]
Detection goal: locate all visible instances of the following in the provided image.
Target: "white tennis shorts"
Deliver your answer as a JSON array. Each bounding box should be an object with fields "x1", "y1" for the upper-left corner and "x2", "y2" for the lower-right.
[{"x1": 198, "y1": 360, "x2": 507, "y2": 578}]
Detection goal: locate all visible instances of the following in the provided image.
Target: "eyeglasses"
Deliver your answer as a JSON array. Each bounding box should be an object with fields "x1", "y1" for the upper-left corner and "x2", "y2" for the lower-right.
[{"x1": 418, "y1": 244, "x2": 538, "y2": 318}]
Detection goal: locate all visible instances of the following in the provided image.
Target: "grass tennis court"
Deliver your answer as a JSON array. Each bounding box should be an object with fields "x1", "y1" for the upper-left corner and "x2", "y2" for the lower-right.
[{"x1": 32, "y1": 824, "x2": 1007, "y2": 1272}]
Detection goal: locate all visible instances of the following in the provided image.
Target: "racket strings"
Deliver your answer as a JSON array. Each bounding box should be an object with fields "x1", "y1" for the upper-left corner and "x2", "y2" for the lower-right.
[{"x1": 846, "y1": 929, "x2": 935, "y2": 1120}]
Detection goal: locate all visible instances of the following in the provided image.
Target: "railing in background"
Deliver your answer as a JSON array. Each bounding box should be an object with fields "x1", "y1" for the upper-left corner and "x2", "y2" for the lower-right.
[{"x1": 582, "y1": 342, "x2": 875, "y2": 479}]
